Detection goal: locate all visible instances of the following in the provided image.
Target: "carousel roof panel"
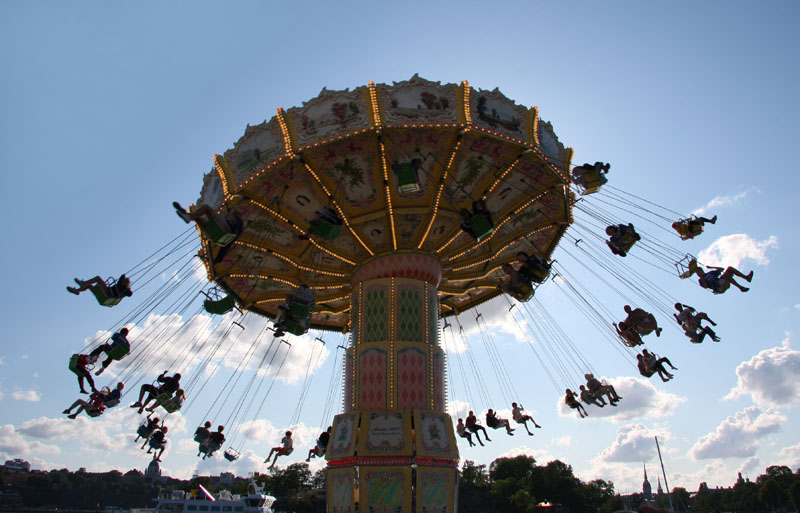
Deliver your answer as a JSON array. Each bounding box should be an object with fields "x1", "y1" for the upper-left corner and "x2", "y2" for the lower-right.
[{"x1": 194, "y1": 77, "x2": 575, "y2": 332}]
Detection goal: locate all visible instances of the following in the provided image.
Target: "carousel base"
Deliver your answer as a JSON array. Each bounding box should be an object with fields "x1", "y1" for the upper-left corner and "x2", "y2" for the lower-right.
[{"x1": 326, "y1": 409, "x2": 459, "y2": 513}]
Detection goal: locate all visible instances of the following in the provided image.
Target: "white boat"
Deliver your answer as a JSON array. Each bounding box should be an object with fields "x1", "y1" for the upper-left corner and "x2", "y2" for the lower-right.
[{"x1": 153, "y1": 481, "x2": 275, "y2": 513}]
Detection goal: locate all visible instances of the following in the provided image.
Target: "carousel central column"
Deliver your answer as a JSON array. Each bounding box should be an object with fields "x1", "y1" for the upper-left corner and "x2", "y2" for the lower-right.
[{"x1": 326, "y1": 252, "x2": 459, "y2": 513}]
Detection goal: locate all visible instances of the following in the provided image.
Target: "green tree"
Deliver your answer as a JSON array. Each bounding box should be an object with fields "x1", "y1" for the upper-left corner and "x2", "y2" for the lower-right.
[
  {"x1": 459, "y1": 460, "x2": 490, "y2": 513},
  {"x1": 759, "y1": 478, "x2": 790, "y2": 512}
]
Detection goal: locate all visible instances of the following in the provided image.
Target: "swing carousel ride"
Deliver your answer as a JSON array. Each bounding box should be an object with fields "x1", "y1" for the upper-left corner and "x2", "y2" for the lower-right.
[{"x1": 66, "y1": 76, "x2": 737, "y2": 513}]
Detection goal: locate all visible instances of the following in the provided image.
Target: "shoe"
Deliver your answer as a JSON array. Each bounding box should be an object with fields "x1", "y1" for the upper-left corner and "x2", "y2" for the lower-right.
[
  {"x1": 528, "y1": 432, "x2": 534, "y2": 436},
  {"x1": 173, "y1": 202, "x2": 192, "y2": 223},
  {"x1": 95, "y1": 367, "x2": 105, "y2": 376},
  {"x1": 79, "y1": 389, "x2": 88, "y2": 394},
  {"x1": 67, "y1": 286, "x2": 79, "y2": 295},
  {"x1": 535, "y1": 424, "x2": 542, "y2": 428},
  {"x1": 713, "y1": 336, "x2": 721, "y2": 342},
  {"x1": 74, "y1": 278, "x2": 85, "y2": 286},
  {"x1": 68, "y1": 414, "x2": 77, "y2": 419},
  {"x1": 486, "y1": 437, "x2": 492, "y2": 442},
  {"x1": 656, "y1": 327, "x2": 662, "y2": 337},
  {"x1": 273, "y1": 331, "x2": 285, "y2": 338},
  {"x1": 138, "y1": 408, "x2": 144, "y2": 414},
  {"x1": 741, "y1": 287, "x2": 749, "y2": 292},
  {"x1": 710, "y1": 215, "x2": 717, "y2": 224},
  {"x1": 63, "y1": 409, "x2": 71, "y2": 414},
  {"x1": 130, "y1": 402, "x2": 142, "y2": 408},
  {"x1": 745, "y1": 271, "x2": 754, "y2": 282}
]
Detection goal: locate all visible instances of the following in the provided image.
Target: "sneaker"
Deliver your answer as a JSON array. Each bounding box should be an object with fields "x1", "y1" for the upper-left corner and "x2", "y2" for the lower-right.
[
  {"x1": 95, "y1": 368, "x2": 104, "y2": 376},
  {"x1": 67, "y1": 286, "x2": 80, "y2": 295},
  {"x1": 709, "y1": 215, "x2": 717, "y2": 224},
  {"x1": 656, "y1": 327, "x2": 662, "y2": 337},
  {"x1": 68, "y1": 414, "x2": 77, "y2": 419},
  {"x1": 79, "y1": 389, "x2": 88, "y2": 394},
  {"x1": 63, "y1": 409, "x2": 71, "y2": 414},
  {"x1": 741, "y1": 287, "x2": 749, "y2": 292},
  {"x1": 130, "y1": 402, "x2": 143, "y2": 408},
  {"x1": 273, "y1": 330, "x2": 285, "y2": 338},
  {"x1": 745, "y1": 271, "x2": 754, "y2": 282}
]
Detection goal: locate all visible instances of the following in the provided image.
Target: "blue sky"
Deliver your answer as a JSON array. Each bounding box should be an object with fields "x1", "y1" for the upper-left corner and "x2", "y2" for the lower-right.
[{"x1": 1, "y1": 0, "x2": 799, "y2": 492}]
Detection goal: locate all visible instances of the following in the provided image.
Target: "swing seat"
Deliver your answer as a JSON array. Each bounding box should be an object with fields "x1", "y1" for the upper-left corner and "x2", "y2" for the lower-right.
[
  {"x1": 104, "y1": 397, "x2": 120, "y2": 408},
  {"x1": 309, "y1": 209, "x2": 343, "y2": 241},
  {"x1": 520, "y1": 262, "x2": 550, "y2": 284},
  {"x1": 148, "y1": 438, "x2": 165, "y2": 450},
  {"x1": 68, "y1": 354, "x2": 81, "y2": 375},
  {"x1": 224, "y1": 449, "x2": 240, "y2": 462},
  {"x1": 467, "y1": 213, "x2": 494, "y2": 241},
  {"x1": 107, "y1": 339, "x2": 129, "y2": 361},
  {"x1": 204, "y1": 441, "x2": 221, "y2": 455},
  {"x1": 194, "y1": 432, "x2": 209, "y2": 443},
  {"x1": 578, "y1": 167, "x2": 607, "y2": 195},
  {"x1": 508, "y1": 282, "x2": 534, "y2": 302},
  {"x1": 91, "y1": 287, "x2": 122, "y2": 307},
  {"x1": 157, "y1": 395, "x2": 182, "y2": 414},
  {"x1": 284, "y1": 318, "x2": 310, "y2": 336},
  {"x1": 137, "y1": 424, "x2": 153, "y2": 439},
  {"x1": 87, "y1": 407, "x2": 104, "y2": 418},
  {"x1": 202, "y1": 218, "x2": 238, "y2": 247},
  {"x1": 394, "y1": 161, "x2": 421, "y2": 194},
  {"x1": 675, "y1": 254, "x2": 698, "y2": 279},
  {"x1": 204, "y1": 294, "x2": 237, "y2": 315},
  {"x1": 288, "y1": 299, "x2": 315, "y2": 318}
]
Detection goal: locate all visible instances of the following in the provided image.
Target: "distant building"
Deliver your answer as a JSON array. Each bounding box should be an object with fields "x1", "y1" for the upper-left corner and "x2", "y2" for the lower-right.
[
  {"x1": 642, "y1": 464, "x2": 652, "y2": 502},
  {"x1": 3, "y1": 458, "x2": 31, "y2": 472},
  {"x1": 657, "y1": 477, "x2": 663, "y2": 498},
  {"x1": 145, "y1": 459, "x2": 163, "y2": 484}
]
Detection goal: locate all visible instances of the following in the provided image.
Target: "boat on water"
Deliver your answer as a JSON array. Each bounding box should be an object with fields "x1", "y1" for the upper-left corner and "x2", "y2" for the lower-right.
[{"x1": 153, "y1": 481, "x2": 276, "y2": 513}]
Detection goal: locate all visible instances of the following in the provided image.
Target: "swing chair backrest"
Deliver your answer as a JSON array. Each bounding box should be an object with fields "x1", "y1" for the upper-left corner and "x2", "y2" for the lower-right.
[
  {"x1": 202, "y1": 218, "x2": 238, "y2": 247},
  {"x1": 394, "y1": 161, "x2": 421, "y2": 194},
  {"x1": 137, "y1": 424, "x2": 153, "y2": 439},
  {"x1": 68, "y1": 354, "x2": 82, "y2": 374},
  {"x1": 288, "y1": 299, "x2": 315, "y2": 318},
  {"x1": 578, "y1": 167, "x2": 607, "y2": 195},
  {"x1": 204, "y1": 294, "x2": 237, "y2": 315},
  {"x1": 520, "y1": 262, "x2": 550, "y2": 284},
  {"x1": 148, "y1": 437, "x2": 165, "y2": 449},
  {"x1": 155, "y1": 392, "x2": 182, "y2": 413},
  {"x1": 284, "y1": 318, "x2": 310, "y2": 336},
  {"x1": 510, "y1": 281, "x2": 534, "y2": 302},
  {"x1": 90, "y1": 278, "x2": 123, "y2": 307},
  {"x1": 309, "y1": 209, "x2": 344, "y2": 241},
  {"x1": 468, "y1": 212, "x2": 494, "y2": 241},
  {"x1": 107, "y1": 339, "x2": 130, "y2": 361},
  {"x1": 224, "y1": 449, "x2": 240, "y2": 462}
]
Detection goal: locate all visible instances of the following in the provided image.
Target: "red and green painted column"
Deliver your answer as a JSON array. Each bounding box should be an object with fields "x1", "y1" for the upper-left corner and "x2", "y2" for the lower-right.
[{"x1": 326, "y1": 252, "x2": 459, "y2": 513}]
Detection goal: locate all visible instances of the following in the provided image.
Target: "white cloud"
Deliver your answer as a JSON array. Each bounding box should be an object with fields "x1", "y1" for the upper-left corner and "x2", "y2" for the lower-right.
[
  {"x1": 0, "y1": 424, "x2": 61, "y2": 456},
  {"x1": 499, "y1": 444, "x2": 557, "y2": 465},
  {"x1": 12, "y1": 389, "x2": 41, "y2": 402},
  {"x1": 738, "y1": 456, "x2": 761, "y2": 477},
  {"x1": 447, "y1": 399, "x2": 471, "y2": 421},
  {"x1": 597, "y1": 423, "x2": 671, "y2": 462},
  {"x1": 693, "y1": 187, "x2": 759, "y2": 216},
  {"x1": 697, "y1": 233, "x2": 777, "y2": 269},
  {"x1": 0, "y1": 356, "x2": 5, "y2": 365},
  {"x1": 554, "y1": 435, "x2": 572, "y2": 447},
  {"x1": 20, "y1": 354, "x2": 28, "y2": 360},
  {"x1": 726, "y1": 337, "x2": 800, "y2": 407},
  {"x1": 778, "y1": 444, "x2": 800, "y2": 471},
  {"x1": 689, "y1": 406, "x2": 786, "y2": 460},
  {"x1": 556, "y1": 376, "x2": 686, "y2": 422}
]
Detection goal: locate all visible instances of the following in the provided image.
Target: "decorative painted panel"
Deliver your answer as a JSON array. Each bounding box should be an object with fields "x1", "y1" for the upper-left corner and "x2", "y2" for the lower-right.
[
  {"x1": 327, "y1": 412, "x2": 357, "y2": 459},
  {"x1": 327, "y1": 467, "x2": 356, "y2": 513},
  {"x1": 397, "y1": 346, "x2": 427, "y2": 410},
  {"x1": 378, "y1": 75, "x2": 460, "y2": 126},
  {"x1": 537, "y1": 118, "x2": 566, "y2": 166},
  {"x1": 428, "y1": 287, "x2": 439, "y2": 346},
  {"x1": 286, "y1": 86, "x2": 372, "y2": 148},
  {"x1": 363, "y1": 285, "x2": 388, "y2": 343},
  {"x1": 434, "y1": 350, "x2": 445, "y2": 412},
  {"x1": 414, "y1": 411, "x2": 458, "y2": 459},
  {"x1": 470, "y1": 87, "x2": 529, "y2": 143},
  {"x1": 351, "y1": 291, "x2": 359, "y2": 346},
  {"x1": 416, "y1": 467, "x2": 456, "y2": 513},
  {"x1": 344, "y1": 351, "x2": 353, "y2": 412},
  {"x1": 396, "y1": 283, "x2": 422, "y2": 342},
  {"x1": 223, "y1": 119, "x2": 287, "y2": 188},
  {"x1": 359, "y1": 348, "x2": 387, "y2": 410},
  {"x1": 361, "y1": 467, "x2": 411, "y2": 513},
  {"x1": 358, "y1": 411, "x2": 413, "y2": 457}
]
